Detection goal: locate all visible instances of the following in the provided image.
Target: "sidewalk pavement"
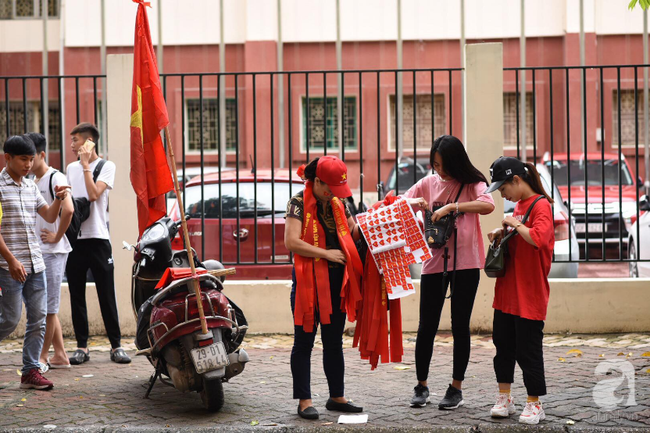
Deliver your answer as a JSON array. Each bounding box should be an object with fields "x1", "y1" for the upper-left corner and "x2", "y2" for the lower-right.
[{"x1": 1, "y1": 333, "x2": 650, "y2": 432}]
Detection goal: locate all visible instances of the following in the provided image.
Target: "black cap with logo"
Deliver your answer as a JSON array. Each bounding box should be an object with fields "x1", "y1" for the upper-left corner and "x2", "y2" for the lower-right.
[{"x1": 485, "y1": 157, "x2": 526, "y2": 194}]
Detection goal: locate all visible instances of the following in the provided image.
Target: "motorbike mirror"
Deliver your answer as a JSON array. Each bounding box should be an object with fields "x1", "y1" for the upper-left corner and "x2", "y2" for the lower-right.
[{"x1": 122, "y1": 241, "x2": 133, "y2": 251}]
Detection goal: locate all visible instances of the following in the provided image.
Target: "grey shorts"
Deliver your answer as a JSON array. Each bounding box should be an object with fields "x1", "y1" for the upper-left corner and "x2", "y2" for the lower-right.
[{"x1": 44, "y1": 253, "x2": 69, "y2": 314}]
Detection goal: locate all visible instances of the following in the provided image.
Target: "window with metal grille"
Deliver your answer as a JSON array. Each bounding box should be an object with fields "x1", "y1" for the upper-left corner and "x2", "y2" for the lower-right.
[
  {"x1": 185, "y1": 98, "x2": 237, "y2": 153},
  {"x1": 0, "y1": 102, "x2": 36, "y2": 142},
  {"x1": 0, "y1": 102, "x2": 60, "y2": 149},
  {"x1": 0, "y1": 102, "x2": 61, "y2": 150},
  {"x1": 39, "y1": 0, "x2": 57, "y2": 17},
  {"x1": 503, "y1": 92, "x2": 534, "y2": 149},
  {"x1": 0, "y1": 0, "x2": 58, "y2": 19},
  {"x1": 302, "y1": 96, "x2": 357, "y2": 151},
  {"x1": 0, "y1": 0, "x2": 11, "y2": 18},
  {"x1": 389, "y1": 94, "x2": 445, "y2": 151},
  {"x1": 612, "y1": 89, "x2": 646, "y2": 147},
  {"x1": 46, "y1": 103, "x2": 61, "y2": 151}
]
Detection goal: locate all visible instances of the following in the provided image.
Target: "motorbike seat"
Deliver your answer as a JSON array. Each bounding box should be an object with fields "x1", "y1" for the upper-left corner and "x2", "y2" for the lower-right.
[{"x1": 151, "y1": 273, "x2": 222, "y2": 306}]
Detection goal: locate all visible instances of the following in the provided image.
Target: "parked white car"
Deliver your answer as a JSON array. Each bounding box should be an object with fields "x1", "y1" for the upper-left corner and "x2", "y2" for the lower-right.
[
  {"x1": 628, "y1": 195, "x2": 650, "y2": 278},
  {"x1": 503, "y1": 164, "x2": 580, "y2": 278}
]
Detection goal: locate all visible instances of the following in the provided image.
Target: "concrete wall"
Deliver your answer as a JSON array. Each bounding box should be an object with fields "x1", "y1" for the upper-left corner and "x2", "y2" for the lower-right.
[
  {"x1": 0, "y1": 19, "x2": 60, "y2": 53},
  {"x1": 3, "y1": 0, "x2": 648, "y2": 53},
  {"x1": 223, "y1": 278, "x2": 650, "y2": 334},
  {"x1": 463, "y1": 43, "x2": 505, "y2": 331},
  {"x1": 10, "y1": 277, "x2": 650, "y2": 339},
  {"x1": 106, "y1": 54, "x2": 139, "y2": 334},
  {"x1": 9, "y1": 283, "x2": 118, "y2": 340}
]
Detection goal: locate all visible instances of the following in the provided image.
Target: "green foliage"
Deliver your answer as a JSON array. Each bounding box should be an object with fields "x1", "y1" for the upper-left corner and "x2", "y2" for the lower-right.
[{"x1": 629, "y1": 0, "x2": 650, "y2": 11}]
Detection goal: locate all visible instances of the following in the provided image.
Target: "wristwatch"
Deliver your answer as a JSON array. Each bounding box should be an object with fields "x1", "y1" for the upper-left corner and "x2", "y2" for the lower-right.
[{"x1": 514, "y1": 223, "x2": 523, "y2": 229}]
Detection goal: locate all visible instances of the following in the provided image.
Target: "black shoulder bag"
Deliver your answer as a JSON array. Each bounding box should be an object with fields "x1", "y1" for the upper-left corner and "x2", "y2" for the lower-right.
[
  {"x1": 424, "y1": 184, "x2": 465, "y2": 249},
  {"x1": 484, "y1": 195, "x2": 545, "y2": 278},
  {"x1": 49, "y1": 160, "x2": 106, "y2": 247},
  {"x1": 424, "y1": 184, "x2": 465, "y2": 298}
]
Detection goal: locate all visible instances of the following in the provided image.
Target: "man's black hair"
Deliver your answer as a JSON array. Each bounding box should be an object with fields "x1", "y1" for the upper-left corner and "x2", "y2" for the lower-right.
[
  {"x1": 3, "y1": 135, "x2": 36, "y2": 156},
  {"x1": 26, "y1": 132, "x2": 47, "y2": 154},
  {"x1": 70, "y1": 122, "x2": 100, "y2": 144}
]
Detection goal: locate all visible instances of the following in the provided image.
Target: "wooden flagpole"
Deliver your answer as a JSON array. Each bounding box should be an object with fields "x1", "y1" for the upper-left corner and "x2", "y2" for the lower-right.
[{"x1": 164, "y1": 126, "x2": 209, "y2": 334}]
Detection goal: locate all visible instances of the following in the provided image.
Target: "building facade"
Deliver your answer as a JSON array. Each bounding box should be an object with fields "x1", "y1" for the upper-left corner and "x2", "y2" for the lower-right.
[{"x1": 0, "y1": 0, "x2": 649, "y2": 191}]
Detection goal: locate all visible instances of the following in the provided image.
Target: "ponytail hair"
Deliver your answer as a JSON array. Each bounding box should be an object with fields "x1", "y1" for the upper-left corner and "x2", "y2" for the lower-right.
[
  {"x1": 301, "y1": 157, "x2": 320, "y2": 182},
  {"x1": 506, "y1": 163, "x2": 554, "y2": 204}
]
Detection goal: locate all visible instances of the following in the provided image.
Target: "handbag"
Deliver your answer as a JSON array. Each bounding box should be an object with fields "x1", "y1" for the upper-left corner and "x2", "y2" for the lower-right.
[
  {"x1": 423, "y1": 184, "x2": 464, "y2": 298},
  {"x1": 424, "y1": 184, "x2": 465, "y2": 249},
  {"x1": 484, "y1": 196, "x2": 545, "y2": 278}
]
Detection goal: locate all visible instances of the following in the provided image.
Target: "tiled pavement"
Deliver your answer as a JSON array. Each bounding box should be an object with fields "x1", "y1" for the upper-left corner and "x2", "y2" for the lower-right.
[{"x1": 1, "y1": 333, "x2": 649, "y2": 432}]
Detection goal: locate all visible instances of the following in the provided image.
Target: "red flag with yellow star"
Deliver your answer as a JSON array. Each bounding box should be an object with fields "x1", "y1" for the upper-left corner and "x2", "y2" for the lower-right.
[{"x1": 130, "y1": 0, "x2": 173, "y2": 236}]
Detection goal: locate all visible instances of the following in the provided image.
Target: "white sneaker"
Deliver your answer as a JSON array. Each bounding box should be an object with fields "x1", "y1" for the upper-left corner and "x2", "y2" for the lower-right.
[
  {"x1": 519, "y1": 401, "x2": 546, "y2": 425},
  {"x1": 490, "y1": 393, "x2": 516, "y2": 418}
]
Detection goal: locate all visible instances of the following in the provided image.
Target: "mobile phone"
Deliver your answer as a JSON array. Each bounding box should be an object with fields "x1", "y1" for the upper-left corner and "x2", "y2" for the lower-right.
[{"x1": 83, "y1": 139, "x2": 95, "y2": 152}]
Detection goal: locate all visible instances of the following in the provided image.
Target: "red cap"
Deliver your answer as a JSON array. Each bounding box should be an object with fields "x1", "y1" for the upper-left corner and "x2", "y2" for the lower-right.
[{"x1": 316, "y1": 156, "x2": 352, "y2": 198}]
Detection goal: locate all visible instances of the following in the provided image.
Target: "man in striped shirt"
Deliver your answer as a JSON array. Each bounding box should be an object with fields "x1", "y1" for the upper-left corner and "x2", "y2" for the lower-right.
[{"x1": 0, "y1": 135, "x2": 70, "y2": 390}]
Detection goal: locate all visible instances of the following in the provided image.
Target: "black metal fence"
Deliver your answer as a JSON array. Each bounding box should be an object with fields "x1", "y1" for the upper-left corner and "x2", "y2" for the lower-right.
[
  {"x1": 505, "y1": 66, "x2": 650, "y2": 267},
  {"x1": 1, "y1": 65, "x2": 649, "y2": 277},
  {"x1": 1, "y1": 74, "x2": 107, "y2": 170},
  {"x1": 157, "y1": 68, "x2": 461, "y2": 277}
]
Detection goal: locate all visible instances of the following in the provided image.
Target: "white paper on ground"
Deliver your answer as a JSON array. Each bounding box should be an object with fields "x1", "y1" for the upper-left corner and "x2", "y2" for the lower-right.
[{"x1": 338, "y1": 414, "x2": 369, "y2": 424}]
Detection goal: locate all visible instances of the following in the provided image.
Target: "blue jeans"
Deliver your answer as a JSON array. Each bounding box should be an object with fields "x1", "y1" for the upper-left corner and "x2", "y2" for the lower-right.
[{"x1": 0, "y1": 268, "x2": 47, "y2": 374}]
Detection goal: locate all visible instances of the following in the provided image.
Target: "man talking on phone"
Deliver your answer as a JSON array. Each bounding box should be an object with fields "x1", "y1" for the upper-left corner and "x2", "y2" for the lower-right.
[{"x1": 66, "y1": 123, "x2": 131, "y2": 365}]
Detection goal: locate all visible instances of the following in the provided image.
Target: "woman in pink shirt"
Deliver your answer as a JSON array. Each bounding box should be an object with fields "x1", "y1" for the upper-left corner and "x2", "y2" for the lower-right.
[{"x1": 403, "y1": 135, "x2": 495, "y2": 410}]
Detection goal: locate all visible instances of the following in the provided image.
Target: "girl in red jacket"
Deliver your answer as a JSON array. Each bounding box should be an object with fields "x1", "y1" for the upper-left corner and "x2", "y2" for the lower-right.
[{"x1": 485, "y1": 157, "x2": 555, "y2": 425}]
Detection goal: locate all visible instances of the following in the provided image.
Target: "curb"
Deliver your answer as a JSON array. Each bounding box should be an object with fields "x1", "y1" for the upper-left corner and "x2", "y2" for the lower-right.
[{"x1": 3, "y1": 425, "x2": 650, "y2": 433}]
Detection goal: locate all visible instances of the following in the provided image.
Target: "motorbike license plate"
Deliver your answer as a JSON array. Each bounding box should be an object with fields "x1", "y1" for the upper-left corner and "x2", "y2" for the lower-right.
[
  {"x1": 190, "y1": 342, "x2": 229, "y2": 374},
  {"x1": 575, "y1": 223, "x2": 603, "y2": 233}
]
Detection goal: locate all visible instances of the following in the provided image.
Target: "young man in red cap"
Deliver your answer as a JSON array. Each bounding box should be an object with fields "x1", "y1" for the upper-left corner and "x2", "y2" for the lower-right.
[{"x1": 284, "y1": 156, "x2": 364, "y2": 420}]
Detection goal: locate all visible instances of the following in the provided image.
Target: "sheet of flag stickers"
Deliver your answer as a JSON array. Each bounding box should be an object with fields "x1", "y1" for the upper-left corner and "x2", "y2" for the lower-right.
[{"x1": 357, "y1": 198, "x2": 431, "y2": 299}]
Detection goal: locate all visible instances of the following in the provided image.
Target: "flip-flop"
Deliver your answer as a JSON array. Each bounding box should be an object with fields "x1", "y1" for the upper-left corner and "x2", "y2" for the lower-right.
[
  {"x1": 48, "y1": 362, "x2": 72, "y2": 369},
  {"x1": 38, "y1": 362, "x2": 49, "y2": 374},
  {"x1": 47, "y1": 357, "x2": 72, "y2": 369}
]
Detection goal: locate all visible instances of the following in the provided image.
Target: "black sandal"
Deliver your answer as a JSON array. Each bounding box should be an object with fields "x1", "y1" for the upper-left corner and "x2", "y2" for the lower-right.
[
  {"x1": 110, "y1": 348, "x2": 132, "y2": 364},
  {"x1": 68, "y1": 349, "x2": 90, "y2": 365}
]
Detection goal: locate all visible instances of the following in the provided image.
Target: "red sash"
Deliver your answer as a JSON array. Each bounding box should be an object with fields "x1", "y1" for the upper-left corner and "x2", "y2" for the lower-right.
[
  {"x1": 294, "y1": 182, "x2": 363, "y2": 333},
  {"x1": 353, "y1": 191, "x2": 404, "y2": 369}
]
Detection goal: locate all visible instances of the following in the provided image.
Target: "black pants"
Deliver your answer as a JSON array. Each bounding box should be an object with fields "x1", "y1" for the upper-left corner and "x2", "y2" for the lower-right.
[
  {"x1": 66, "y1": 239, "x2": 121, "y2": 349},
  {"x1": 493, "y1": 309, "x2": 547, "y2": 396},
  {"x1": 415, "y1": 269, "x2": 480, "y2": 382},
  {"x1": 290, "y1": 267, "x2": 346, "y2": 400}
]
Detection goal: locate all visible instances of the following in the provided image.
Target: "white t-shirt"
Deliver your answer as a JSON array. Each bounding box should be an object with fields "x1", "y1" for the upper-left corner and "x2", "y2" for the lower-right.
[
  {"x1": 36, "y1": 167, "x2": 73, "y2": 254},
  {"x1": 66, "y1": 158, "x2": 116, "y2": 241}
]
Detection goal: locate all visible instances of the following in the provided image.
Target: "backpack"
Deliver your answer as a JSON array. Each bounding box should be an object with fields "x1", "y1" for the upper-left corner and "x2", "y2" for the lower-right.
[{"x1": 49, "y1": 159, "x2": 106, "y2": 247}]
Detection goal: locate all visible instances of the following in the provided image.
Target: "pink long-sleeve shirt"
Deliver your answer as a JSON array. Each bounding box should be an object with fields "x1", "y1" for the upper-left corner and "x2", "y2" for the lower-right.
[{"x1": 403, "y1": 174, "x2": 495, "y2": 275}]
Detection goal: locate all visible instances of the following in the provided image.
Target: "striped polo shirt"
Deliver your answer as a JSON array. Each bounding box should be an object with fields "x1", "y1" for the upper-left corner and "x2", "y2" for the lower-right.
[{"x1": 0, "y1": 168, "x2": 47, "y2": 273}]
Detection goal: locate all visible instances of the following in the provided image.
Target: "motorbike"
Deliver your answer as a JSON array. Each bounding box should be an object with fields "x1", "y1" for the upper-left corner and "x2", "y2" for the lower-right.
[{"x1": 125, "y1": 216, "x2": 249, "y2": 412}]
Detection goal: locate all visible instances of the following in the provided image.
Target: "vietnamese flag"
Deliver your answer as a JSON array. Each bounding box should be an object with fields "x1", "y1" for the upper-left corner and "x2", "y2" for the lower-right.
[{"x1": 130, "y1": 0, "x2": 174, "y2": 236}]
